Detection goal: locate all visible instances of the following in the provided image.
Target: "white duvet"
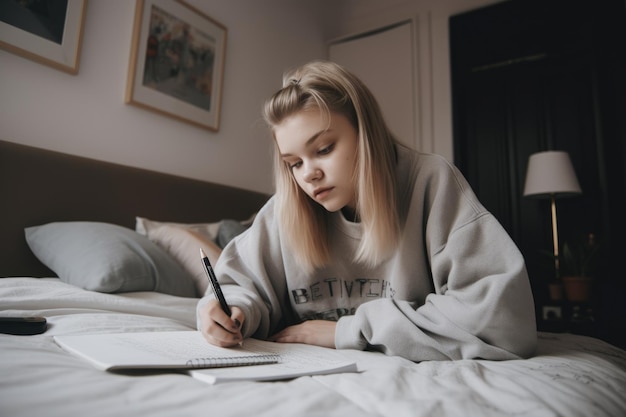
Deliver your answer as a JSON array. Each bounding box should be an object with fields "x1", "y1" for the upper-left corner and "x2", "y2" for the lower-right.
[{"x1": 1, "y1": 277, "x2": 625, "y2": 417}]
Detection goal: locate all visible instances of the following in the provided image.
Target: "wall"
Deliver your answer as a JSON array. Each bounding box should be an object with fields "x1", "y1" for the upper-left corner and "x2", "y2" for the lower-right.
[
  {"x1": 1, "y1": 0, "x2": 502, "y2": 194},
  {"x1": 0, "y1": 0, "x2": 327, "y2": 195}
]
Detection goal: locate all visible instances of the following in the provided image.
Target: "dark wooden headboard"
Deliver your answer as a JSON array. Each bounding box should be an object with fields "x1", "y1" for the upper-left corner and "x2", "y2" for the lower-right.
[{"x1": 0, "y1": 140, "x2": 270, "y2": 277}]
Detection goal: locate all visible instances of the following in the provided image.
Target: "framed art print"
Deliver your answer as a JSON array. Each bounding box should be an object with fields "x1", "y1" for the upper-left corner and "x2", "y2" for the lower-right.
[
  {"x1": 0, "y1": 0, "x2": 87, "y2": 74},
  {"x1": 125, "y1": 0, "x2": 227, "y2": 131}
]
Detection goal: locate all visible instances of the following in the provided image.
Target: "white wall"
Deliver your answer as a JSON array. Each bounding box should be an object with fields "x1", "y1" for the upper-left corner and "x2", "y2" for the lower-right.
[
  {"x1": 0, "y1": 0, "x2": 503, "y2": 194},
  {"x1": 0, "y1": 0, "x2": 327, "y2": 195}
]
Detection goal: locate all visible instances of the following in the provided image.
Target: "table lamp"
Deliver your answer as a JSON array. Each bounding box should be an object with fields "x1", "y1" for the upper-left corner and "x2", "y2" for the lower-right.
[{"x1": 523, "y1": 151, "x2": 582, "y2": 284}]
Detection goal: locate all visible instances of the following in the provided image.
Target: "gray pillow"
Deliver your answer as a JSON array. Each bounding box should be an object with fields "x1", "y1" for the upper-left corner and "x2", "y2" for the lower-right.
[{"x1": 25, "y1": 222, "x2": 196, "y2": 297}]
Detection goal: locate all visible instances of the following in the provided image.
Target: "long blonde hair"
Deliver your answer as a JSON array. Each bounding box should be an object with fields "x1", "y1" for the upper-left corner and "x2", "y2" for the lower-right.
[{"x1": 263, "y1": 61, "x2": 400, "y2": 271}]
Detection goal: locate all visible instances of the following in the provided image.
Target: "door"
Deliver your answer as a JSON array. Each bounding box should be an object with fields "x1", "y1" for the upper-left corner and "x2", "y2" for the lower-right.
[{"x1": 329, "y1": 21, "x2": 417, "y2": 149}]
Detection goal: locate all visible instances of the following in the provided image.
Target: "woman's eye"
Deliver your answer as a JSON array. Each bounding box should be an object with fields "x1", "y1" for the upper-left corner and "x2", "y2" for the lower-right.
[
  {"x1": 289, "y1": 161, "x2": 302, "y2": 169},
  {"x1": 318, "y1": 144, "x2": 334, "y2": 155}
]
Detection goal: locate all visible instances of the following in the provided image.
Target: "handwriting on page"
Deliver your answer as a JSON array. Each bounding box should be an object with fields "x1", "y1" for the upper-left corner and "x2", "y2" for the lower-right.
[{"x1": 107, "y1": 332, "x2": 270, "y2": 361}]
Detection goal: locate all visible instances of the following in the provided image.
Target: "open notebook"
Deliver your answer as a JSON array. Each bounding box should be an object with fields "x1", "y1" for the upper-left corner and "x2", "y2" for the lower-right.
[{"x1": 54, "y1": 330, "x2": 357, "y2": 384}]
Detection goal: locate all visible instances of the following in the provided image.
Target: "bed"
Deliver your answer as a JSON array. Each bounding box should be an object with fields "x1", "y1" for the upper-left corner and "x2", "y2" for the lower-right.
[{"x1": 1, "y1": 139, "x2": 625, "y2": 417}]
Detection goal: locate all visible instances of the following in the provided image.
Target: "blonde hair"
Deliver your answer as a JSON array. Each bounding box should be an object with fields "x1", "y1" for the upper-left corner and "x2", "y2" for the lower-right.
[{"x1": 263, "y1": 60, "x2": 400, "y2": 271}]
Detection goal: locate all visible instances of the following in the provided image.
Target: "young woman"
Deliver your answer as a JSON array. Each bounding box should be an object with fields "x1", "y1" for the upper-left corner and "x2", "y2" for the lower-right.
[{"x1": 197, "y1": 61, "x2": 536, "y2": 361}]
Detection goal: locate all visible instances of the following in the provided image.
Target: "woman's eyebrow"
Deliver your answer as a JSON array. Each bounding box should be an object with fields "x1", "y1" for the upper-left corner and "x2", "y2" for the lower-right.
[{"x1": 280, "y1": 129, "x2": 330, "y2": 158}]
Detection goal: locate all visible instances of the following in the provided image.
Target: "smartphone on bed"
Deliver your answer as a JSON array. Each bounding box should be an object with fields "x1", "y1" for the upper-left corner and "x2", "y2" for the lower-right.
[{"x1": 0, "y1": 317, "x2": 47, "y2": 335}]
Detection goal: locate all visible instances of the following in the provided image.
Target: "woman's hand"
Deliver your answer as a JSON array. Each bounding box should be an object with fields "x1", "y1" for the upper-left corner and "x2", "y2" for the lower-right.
[
  {"x1": 199, "y1": 299, "x2": 245, "y2": 347},
  {"x1": 269, "y1": 320, "x2": 336, "y2": 348}
]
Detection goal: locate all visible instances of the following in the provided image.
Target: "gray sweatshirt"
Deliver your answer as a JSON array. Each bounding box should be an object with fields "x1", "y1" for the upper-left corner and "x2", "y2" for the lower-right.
[{"x1": 197, "y1": 146, "x2": 537, "y2": 361}]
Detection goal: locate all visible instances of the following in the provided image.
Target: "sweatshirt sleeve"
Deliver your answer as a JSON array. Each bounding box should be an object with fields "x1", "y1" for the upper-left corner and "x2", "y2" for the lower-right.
[
  {"x1": 196, "y1": 199, "x2": 292, "y2": 339},
  {"x1": 336, "y1": 157, "x2": 537, "y2": 361},
  {"x1": 336, "y1": 215, "x2": 536, "y2": 361}
]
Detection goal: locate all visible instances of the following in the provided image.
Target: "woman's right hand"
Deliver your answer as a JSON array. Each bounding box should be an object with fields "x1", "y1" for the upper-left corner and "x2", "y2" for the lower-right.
[{"x1": 199, "y1": 299, "x2": 245, "y2": 347}]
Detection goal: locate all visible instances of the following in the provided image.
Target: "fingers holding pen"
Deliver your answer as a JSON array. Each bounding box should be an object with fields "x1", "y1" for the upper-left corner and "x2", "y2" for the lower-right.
[
  {"x1": 200, "y1": 301, "x2": 244, "y2": 347},
  {"x1": 199, "y1": 249, "x2": 243, "y2": 346}
]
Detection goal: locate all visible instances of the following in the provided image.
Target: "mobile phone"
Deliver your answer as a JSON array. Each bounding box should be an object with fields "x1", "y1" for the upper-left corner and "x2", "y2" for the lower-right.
[{"x1": 0, "y1": 316, "x2": 47, "y2": 335}]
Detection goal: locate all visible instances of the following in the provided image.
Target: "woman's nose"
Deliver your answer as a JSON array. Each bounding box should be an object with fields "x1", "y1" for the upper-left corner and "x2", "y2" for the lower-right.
[{"x1": 303, "y1": 164, "x2": 322, "y2": 182}]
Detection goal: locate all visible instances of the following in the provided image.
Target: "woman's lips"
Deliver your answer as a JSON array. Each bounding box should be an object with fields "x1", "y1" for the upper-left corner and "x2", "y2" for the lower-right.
[{"x1": 314, "y1": 187, "x2": 333, "y2": 200}]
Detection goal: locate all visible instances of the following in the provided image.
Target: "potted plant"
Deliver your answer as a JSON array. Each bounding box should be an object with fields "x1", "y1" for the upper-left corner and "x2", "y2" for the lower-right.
[{"x1": 560, "y1": 233, "x2": 600, "y2": 303}]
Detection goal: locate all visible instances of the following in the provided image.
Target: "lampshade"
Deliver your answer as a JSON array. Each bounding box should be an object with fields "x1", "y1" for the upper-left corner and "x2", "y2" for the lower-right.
[{"x1": 523, "y1": 151, "x2": 582, "y2": 198}]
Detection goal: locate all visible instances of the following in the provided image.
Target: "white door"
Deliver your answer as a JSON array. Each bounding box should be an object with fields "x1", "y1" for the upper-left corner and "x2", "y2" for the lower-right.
[{"x1": 329, "y1": 21, "x2": 417, "y2": 149}]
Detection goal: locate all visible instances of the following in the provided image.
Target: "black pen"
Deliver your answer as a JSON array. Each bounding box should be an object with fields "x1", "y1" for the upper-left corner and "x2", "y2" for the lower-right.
[{"x1": 200, "y1": 248, "x2": 232, "y2": 317}]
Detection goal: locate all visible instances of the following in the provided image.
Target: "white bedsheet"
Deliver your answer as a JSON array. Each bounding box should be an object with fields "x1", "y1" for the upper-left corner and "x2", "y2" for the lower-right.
[{"x1": 1, "y1": 277, "x2": 625, "y2": 417}]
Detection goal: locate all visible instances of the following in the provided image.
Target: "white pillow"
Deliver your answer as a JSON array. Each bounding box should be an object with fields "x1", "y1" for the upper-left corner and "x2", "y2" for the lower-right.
[
  {"x1": 136, "y1": 217, "x2": 222, "y2": 242},
  {"x1": 136, "y1": 223, "x2": 222, "y2": 296},
  {"x1": 136, "y1": 214, "x2": 256, "y2": 248}
]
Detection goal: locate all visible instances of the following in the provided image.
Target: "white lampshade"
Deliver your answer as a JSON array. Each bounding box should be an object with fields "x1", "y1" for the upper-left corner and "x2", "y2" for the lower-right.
[{"x1": 523, "y1": 151, "x2": 582, "y2": 198}]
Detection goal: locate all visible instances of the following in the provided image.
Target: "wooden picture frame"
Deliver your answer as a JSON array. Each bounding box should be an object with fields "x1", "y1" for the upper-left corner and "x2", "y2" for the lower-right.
[
  {"x1": 0, "y1": 0, "x2": 87, "y2": 74},
  {"x1": 125, "y1": 0, "x2": 227, "y2": 132}
]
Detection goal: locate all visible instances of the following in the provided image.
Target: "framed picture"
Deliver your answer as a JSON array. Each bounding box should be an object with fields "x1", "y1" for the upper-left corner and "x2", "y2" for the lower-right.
[
  {"x1": 125, "y1": 0, "x2": 227, "y2": 132},
  {"x1": 0, "y1": 0, "x2": 87, "y2": 74}
]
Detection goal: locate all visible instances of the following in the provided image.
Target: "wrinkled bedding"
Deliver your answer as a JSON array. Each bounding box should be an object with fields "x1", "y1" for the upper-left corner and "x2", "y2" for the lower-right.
[{"x1": 1, "y1": 277, "x2": 625, "y2": 417}]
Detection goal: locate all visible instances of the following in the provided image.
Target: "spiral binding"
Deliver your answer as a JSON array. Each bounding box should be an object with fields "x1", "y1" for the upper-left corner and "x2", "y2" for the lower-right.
[{"x1": 186, "y1": 354, "x2": 280, "y2": 368}]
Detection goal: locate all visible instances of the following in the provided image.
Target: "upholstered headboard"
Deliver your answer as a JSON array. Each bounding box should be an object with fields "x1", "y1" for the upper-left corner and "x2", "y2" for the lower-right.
[{"x1": 0, "y1": 140, "x2": 270, "y2": 277}]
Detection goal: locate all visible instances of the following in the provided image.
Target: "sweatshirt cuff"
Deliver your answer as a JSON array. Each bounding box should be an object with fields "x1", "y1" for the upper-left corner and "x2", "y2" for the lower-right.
[{"x1": 335, "y1": 315, "x2": 369, "y2": 351}]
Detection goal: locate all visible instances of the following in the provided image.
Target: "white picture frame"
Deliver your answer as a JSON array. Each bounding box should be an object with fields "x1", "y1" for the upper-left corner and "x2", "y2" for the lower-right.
[
  {"x1": 125, "y1": 0, "x2": 227, "y2": 132},
  {"x1": 0, "y1": 0, "x2": 87, "y2": 74}
]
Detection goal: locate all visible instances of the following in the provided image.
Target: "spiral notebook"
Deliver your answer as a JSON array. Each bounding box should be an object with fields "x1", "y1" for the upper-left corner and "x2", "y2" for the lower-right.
[
  {"x1": 53, "y1": 331, "x2": 357, "y2": 383},
  {"x1": 54, "y1": 331, "x2": 281, "y2": 371},
  {"x1": 189, "y1": 339, "x2": 358, "y2": 384}
]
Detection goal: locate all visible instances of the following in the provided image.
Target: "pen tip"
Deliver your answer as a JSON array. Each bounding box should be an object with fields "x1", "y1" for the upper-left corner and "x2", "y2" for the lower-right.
[{"x1": 200, "y1": 248, "x2": 206, "y2": 258}]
